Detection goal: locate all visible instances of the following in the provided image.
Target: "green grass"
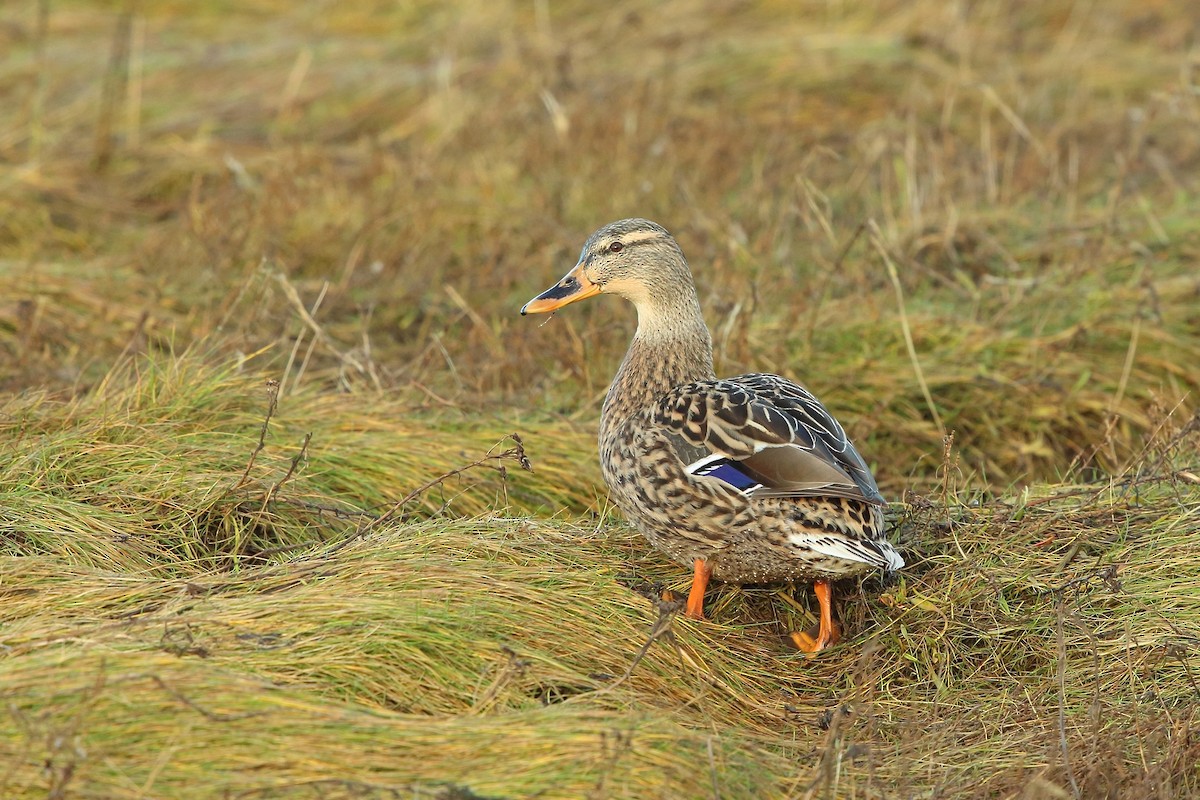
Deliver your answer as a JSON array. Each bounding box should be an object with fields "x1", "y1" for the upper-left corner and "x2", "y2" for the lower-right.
[
  {"x1": 1, "y1": 0, "x2": 1199, "y2": 797},
  {"x1": 1, "y1": 350, "x2": 1196, "y2": 798}
]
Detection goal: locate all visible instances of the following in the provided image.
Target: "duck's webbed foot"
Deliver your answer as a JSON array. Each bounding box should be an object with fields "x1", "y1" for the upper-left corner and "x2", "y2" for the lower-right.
[{"x1": 788, "y1": 579, "x2": 841, "y2": 654}]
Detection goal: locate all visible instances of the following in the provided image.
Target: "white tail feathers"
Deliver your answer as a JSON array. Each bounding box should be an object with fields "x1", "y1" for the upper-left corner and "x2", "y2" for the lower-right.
[{"x1": 788, "y1": 533, "x2": 905, "y2": 571}]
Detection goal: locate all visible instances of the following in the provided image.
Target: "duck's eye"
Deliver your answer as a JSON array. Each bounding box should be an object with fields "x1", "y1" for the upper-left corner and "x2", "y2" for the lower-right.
[{"x1": 607, "y1": 241, "x2": 624, "y2": 253}]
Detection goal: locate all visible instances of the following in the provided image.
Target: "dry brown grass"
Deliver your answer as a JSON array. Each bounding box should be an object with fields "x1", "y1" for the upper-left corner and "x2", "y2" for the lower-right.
[
  {"x1": 2, "y1": 1, "x2": 1200, "y2": 797},
  {"x1": 3, "y1": 0, "x2": 1198, "y2": 487}
]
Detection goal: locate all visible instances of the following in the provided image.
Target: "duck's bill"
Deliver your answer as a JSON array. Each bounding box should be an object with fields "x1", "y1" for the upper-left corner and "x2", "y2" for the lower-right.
[{"x1": 520, "y1": 264, "x2": 600, "y2": 315}]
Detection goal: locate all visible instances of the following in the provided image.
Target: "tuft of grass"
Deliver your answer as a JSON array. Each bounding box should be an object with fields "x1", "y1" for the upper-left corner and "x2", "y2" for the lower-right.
[{"x1": 0, "y1": 354, "x2": 599, "y2": 574}]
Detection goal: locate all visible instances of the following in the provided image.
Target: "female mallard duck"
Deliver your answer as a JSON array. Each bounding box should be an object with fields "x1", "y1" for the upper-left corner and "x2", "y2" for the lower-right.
[{"x1": 521, "y1": 218, "x2": 903, "y2": 652}]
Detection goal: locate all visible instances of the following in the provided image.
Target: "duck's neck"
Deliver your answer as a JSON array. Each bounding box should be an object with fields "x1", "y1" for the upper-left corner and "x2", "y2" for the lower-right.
[{"x1": 600, "y1": 295, "x2": 715, "y2": 439}]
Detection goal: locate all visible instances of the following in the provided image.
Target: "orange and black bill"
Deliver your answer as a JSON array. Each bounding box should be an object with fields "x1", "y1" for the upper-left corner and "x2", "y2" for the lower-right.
[{"x1": 520, "y1": 263, "x2": 600, "y2": 315}]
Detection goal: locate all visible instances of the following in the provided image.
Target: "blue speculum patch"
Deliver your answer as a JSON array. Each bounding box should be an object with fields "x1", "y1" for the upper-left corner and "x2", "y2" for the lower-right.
[{"x1": 692, "y1": 459, "x2": 761, "y2": 492}]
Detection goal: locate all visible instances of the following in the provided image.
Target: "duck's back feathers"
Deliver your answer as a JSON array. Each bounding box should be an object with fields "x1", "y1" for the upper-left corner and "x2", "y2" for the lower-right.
[{"x1": 655, "y1": 374, "x2": 885, "y2": 506}]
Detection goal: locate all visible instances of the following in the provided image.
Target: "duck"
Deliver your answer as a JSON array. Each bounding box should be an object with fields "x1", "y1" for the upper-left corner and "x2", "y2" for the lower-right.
[{"x1": 521, "y1": 218, "x2": 903, "y2": 652}]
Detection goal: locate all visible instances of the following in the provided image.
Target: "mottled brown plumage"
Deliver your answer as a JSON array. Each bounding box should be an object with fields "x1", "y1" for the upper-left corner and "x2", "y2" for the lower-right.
[{"x1": 522, "y1": 218, "x2": 903, "y2": 652}]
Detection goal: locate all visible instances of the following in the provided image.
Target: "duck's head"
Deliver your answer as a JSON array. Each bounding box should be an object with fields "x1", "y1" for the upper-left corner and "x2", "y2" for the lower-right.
[{"x1": 521, "y1": 218, "x2": 694, "y2": 316}]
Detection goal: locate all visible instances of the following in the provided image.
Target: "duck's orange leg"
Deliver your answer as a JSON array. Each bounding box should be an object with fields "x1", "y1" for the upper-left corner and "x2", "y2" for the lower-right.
[
  {"x1": 789, "y1": 579, "x2": 841, "y2": 653},
  {"x1": 685, "y1": 558, "x2": 712, "y2": 620}
]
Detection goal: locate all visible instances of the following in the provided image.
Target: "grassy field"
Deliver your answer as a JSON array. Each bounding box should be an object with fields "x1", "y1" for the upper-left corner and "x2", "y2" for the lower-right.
[{"x1": 2, "y1": 1, "x2": 1199, "y2": 797}]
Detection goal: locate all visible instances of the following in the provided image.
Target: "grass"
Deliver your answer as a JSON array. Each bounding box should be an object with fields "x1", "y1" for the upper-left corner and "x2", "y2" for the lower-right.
[
  {"x1": 1, "y1": 361, "x2": 1197, "y2": 797},
  {"x1": 1, "y1": 0, "x2": 1199, "y2": 797}
]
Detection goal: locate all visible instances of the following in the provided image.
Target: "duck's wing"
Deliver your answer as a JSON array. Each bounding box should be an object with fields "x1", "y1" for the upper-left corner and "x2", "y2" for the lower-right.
[{"x1": 654, "y1": 374, "x2": 886, "y2": 506}]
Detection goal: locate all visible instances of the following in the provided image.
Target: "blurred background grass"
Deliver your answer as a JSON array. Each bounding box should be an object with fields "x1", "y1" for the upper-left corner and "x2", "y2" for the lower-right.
[{"x1": 1, "y1": 1, "x2": 1198, "y2": 797}]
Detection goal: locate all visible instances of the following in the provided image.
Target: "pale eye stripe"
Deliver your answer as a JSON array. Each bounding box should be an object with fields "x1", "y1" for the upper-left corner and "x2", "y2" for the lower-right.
[
  {"x1": 625, "y1": 229, "x2": 664, "y2": 244},
  {"x1": 606, "y1": 229, "x2": 665, "y2": 250}
]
